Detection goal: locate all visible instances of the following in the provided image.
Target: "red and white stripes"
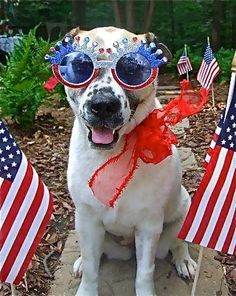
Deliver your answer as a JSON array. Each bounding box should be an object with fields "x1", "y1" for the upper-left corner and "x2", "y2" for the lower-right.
[
  {"x1": 197, "y1": 58, "x2": 220, "y2": 90},
  {"x1": 0, "y1": 154, "x2": 53, "y2": 284},
  {"x1": 177, "y1": 56, "x2": 192, "y2": 75},
  {"x1": 179, "y1": 146, "x2": 236, "y2": 255}
]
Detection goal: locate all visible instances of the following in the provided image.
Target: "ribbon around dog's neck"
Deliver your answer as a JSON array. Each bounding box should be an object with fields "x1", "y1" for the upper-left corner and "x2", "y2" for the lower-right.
[{"x1": 89, "y1": 80, "x2": 208, "y2": 207}]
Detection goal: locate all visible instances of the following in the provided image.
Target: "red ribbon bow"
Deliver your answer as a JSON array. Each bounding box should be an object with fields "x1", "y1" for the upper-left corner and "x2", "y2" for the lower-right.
[
  {"x1": 89, "y1": 80, "x2": 209, "y2": 207},
  {"x1": 44, "y1": 76, "x2": 59, "y2": 92}
]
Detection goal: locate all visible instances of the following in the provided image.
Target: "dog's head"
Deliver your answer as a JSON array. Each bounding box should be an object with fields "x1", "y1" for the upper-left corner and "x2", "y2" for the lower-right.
[{"x1": 63, "y1": 27, "x2": 171, "y2": 150}]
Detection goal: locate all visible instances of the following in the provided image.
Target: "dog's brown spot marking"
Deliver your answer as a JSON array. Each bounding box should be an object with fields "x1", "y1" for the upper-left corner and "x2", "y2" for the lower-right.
[
  {"x1": 144, "y1": 33, "x2": 172, "y2": 63},
  {"x1": 65, "y1": 26, "x2": 81, "y2": 39},
  {"x1": 145, "y1": 32, "x2": 156, "y2": 43}
]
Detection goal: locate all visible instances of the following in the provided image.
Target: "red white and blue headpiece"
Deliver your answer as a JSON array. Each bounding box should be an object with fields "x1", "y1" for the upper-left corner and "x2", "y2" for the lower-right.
[{"x1": 45, "y1": 35, "x2": 168, "y2": 90}]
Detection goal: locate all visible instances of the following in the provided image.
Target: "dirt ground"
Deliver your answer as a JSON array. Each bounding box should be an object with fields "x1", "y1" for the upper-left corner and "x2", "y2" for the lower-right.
[{"x1": 1, "y1": 74, "x2": 235, "y2": 295}]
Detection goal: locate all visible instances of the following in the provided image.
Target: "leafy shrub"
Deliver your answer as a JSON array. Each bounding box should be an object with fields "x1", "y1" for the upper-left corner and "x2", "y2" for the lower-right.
[
  {"x1": 215, "y1": 47, "x2": 235, "y2": 84},
  {"x1": 0, "y1": 26, "x2": 65, "y2": 126}
]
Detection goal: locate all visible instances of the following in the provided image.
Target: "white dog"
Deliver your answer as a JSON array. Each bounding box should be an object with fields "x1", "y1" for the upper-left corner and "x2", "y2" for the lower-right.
[{"x1": 64, "y1": 27, "x2": 197, "y2": 296}]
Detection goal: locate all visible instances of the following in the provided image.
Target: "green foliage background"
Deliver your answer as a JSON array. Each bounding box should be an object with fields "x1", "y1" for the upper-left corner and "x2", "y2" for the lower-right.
[
  {"x1": 0, "y1": 0, "x2": 235, "y2": 126},
  {"x1": 5, "y1": 0, "x2": 236, "y2": 51},
  {"x1": 0, "y1": 27, "x2": 57, "y2": 126}
]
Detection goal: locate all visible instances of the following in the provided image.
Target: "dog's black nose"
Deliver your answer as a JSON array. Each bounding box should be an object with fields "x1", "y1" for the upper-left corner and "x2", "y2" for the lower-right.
[{"x1": 90, "y1": 98, "x2": 121, "y2": 118}]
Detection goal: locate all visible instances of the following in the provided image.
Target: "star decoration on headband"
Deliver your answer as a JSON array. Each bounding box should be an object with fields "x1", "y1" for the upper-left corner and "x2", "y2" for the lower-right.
[
  {"x1": 45, "y1": 35, "x2": 168, "y2": 69},
  {"x1": 137, "y1": 41, "x2": 168, "y2": 68}
]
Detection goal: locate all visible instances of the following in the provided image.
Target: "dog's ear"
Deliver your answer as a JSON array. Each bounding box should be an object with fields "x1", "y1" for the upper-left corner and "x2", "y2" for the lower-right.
[
  {"x1": 64, "y1": 26, "x2": 88, "y2": 40},
  {"x1": 63, "y1": 27, "x2": 88, "y2": 46},
  {"x1": 145, "y1": 32, "x2": 172, "y2": 63},
  {"x1": 65, "y1": 26, "x2": 81, "y2": 39}
]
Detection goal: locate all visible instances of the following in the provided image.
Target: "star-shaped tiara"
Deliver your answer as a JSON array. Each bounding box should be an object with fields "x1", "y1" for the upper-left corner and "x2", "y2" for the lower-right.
[{"x1": 45, "y1": 35, "x2": 168, "y2": 69}]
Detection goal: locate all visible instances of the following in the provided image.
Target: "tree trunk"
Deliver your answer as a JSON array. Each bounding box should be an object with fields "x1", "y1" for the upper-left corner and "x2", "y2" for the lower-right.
[
  {"x1": 220, "y1": 1, "x2": 227, "y2": 47},
  {"x1": 212, "y1": 0, "x2": 223, "y2": 50},
  {"x1": 126, "y1": 0, "x2": 135, "y2": 32},
  {"x1": 112, "y1": 0, "x2": 122, "y2": 28},
  {"x1": 168, "y1": 0, "x2": 175, "y2": 51},
  {"x1": 232, "y1": 1, "x2": 236, "y2": 48},
  {"x1": 142, "y1": 0, "x2": 155, "y2": 32},
  {"x1": 72, "y1": 0, "x2": 86, "y2": 28},
  {"x1": 0, "y1": 0, "x2": 6, "y2": 19}
]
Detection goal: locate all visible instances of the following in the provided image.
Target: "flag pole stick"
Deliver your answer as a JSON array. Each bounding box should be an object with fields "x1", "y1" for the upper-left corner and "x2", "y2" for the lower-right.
[
  {"x1": 211, "y1": 83, "x2": 215, "y2": 107},
  {"x1": 207, "y1": 36, "x2": 215, "y2": 107},
  {"x1": 10, "y1": 284, "x2": 17, "y2": 296},
  {"x1": 191, "y1": 246, "x2": 204, "y2": 296},
  {"x1": 184, "y1": 44, "x2": 189, "y2": 81},
  {"x1": 232, "y1": 52, "x2": 236, "y2": 72}
]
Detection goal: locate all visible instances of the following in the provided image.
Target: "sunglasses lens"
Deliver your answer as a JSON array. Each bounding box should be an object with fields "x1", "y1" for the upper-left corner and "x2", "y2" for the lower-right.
[
  {"x1": 116, "y1": 53, "x2": 151, "y2": 86},
  {"x1": 59, "y1": 51, "x2": 94, "y2": 84}
]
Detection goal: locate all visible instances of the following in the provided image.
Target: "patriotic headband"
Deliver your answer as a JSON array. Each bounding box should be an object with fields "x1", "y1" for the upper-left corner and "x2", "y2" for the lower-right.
[{"x1": 44, "y1": 35, "x2": 168, "y2": 91}]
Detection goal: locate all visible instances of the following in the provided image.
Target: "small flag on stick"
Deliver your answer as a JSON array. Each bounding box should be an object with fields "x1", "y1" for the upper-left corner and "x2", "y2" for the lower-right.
[
  {"x1": 177, "y1": 44, "x2": 192, "y2": 77},
  {"x1": 0, "y1": 120, "x2": 53, "y2": 284},
  {"x1": 197, "y1": 39, "x2": 220, "y2": 90},
  {"x1": 178, "y1": 52, "x2": 236, "y2": 255}
]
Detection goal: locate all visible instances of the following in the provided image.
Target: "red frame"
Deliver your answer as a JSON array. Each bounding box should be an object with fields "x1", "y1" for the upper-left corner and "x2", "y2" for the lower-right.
[
  {"x1": 111, "y1": 68, "x2": 158, "y2": 90},
  {"x1": 52, "y1": 63, "x2": 158, "y2": 90},
  {"x1": 52, "y1": 64, "x2": 99, "y2": 88}
]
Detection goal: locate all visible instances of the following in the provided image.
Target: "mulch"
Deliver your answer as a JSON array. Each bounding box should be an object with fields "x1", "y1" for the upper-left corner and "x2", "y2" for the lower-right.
[{"x1": 1, "y1": 75, "x2": 235, "y2": 295}]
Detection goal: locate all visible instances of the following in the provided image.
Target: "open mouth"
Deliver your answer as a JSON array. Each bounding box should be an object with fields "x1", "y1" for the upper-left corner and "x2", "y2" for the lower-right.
[{"x1": 87, "y1": 126, "x2": 119, "y2": 149}]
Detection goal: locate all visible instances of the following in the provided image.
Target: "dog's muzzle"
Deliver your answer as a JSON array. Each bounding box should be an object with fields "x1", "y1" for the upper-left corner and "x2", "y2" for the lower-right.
[{"x1": 84, "y1": 93, "x2": 124, "y2": 149}]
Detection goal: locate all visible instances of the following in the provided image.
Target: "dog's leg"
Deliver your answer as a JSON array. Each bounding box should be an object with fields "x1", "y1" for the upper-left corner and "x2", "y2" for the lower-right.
[
  {"x1": 170, "y1": 239, "x2": 197, "y2": 280},
  {"x1": 74, "y1": 206, "x2": 105, "y2": 296},
  {"x1": 135, "y1": 223, "x2": 162, "y2": 296},
  {"x1": 154, "y1": 185, "x2": 197, "y2": 280},
  {"x1": 156, "y1": 218, "x2": 197, "y2": 280},
  {"x1": 169, "y1": 187, "x2": 197, "y2": 280},
  {"x1": 74, "y1": 233, "x2": 133, "y2": 279},
  {"x1": 156, "y1": 215, "x2": 185, "y2": 260}
]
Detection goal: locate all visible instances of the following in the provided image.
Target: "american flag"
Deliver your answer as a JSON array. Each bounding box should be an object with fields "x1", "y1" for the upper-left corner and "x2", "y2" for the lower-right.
[
  {"x1": 0, "y1": 120, "x2": 53, "y2": 284},
  {"x1": 178, "y1": 70, "x2": 236, "y2": 255},
  {"x1": 177, "y1": 51, "x2": 192, "y2": 75},
  {"x1": 204, "y1": 73, "x2": 236, "y2": 167},
  {"x1": 197, "y1": 44, "x2": 220, "y2": 90}
]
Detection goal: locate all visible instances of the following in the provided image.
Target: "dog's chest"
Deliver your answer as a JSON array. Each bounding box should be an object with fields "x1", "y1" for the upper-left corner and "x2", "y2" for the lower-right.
[{"x1": 67, "y1": 119, "x2": 181, "y2": 236}]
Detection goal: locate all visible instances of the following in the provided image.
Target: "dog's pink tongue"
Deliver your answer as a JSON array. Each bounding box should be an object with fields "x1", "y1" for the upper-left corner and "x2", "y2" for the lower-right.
[{"x1": 92, "y1": 127, "x2": 114, "y2": 144}]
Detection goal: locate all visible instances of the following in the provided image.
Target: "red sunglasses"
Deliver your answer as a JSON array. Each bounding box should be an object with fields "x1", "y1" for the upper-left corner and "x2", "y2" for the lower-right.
[{"x1": 45, "y1": 36, "x2": 167, "y2": 91}]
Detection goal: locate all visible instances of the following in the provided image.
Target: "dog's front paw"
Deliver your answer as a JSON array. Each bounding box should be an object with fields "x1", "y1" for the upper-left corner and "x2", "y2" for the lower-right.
[
  {"x1": 174, "y1": 257, "x2": 197, "y2": 280},
  {"x1": 73, "y1": 256, "x2": 83, "y2": 278},
  {"x1": 171, "y1": 241, "x2": 197, "y2": 280}
]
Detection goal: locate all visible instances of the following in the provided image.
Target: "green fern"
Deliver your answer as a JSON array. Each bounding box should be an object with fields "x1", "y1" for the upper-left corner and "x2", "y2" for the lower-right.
[{"x1": 0, "y1": 26, "x2": 57, "y2": 126}]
